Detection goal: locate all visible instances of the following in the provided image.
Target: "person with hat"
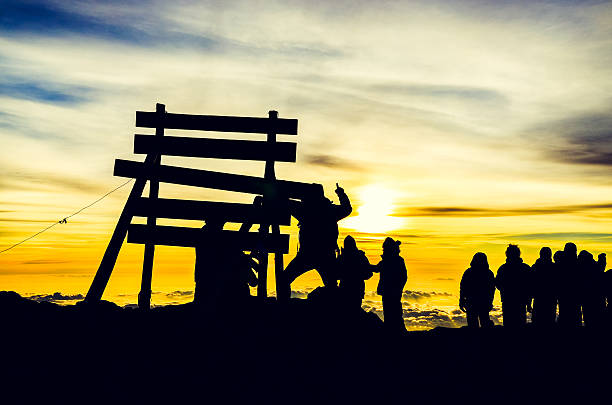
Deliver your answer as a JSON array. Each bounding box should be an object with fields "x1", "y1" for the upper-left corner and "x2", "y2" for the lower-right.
[{"x1": 374, "y1": 237, "x2": 407, "y2": 333}]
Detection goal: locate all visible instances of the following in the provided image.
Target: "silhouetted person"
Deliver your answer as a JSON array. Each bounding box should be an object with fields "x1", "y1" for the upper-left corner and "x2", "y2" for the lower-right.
[
  {"x1": 281, "y1": 183, "x2": 352, "y2": 298},
  {"x1": 558, "y1": 243, "x2": 581, "y2": 327},
  {"x1": 496, "y1": 244, "x2": 530, "y2": 327},
  {"x1": 217, "y1": 250, "x2": 258, "y2": 303},
  {"x1": 578, "y1": 250, "x2": 606, "y2": 327},
  {"x1": 530, "y1": 247, "x2": 557, "y2": 327},
  {"x1": 337, "y1": 235, "x2": 373, "y2": 310},
  {"x1": 459, "y1": 252, "x2": 495, "y2": 328},
  {"x1": 374, "y1": 237, "x2": 407, "y2": 333},
  {"x1": 604, "y1": 266, "x2": 612, "y2": 322},
  {"x1": 194, "y1": 219, "x2": 260, "y2": 311},
  {"x1": 194, "y1": 218, "x2": 226, "y2": 308}
]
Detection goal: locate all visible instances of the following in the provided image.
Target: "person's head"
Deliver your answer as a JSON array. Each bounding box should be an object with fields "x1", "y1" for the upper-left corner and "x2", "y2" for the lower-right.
[
  {"x1": 303, "y1": 185, "x2": 326, "y2": 205},
  {"x1": 470, "y1": 252, "x2": 489, "y2": 270},
  {"x1": 343, "y1": 235, "x2": 357, "y2": 252},
  {"x1": 382, "y1": 237, "x2": 401, "y2": 256},
  {"x1": 505, "y1": 244, "x2": 521, "y2": 260},
  {"x1": 539, "y1": 247, "x2": 552, "y2": 261},
  {"x1": 553, "y1": 250, "x2": 563, "y2": 264},
  {"x1": 564, "y1": 242, "x2": 577, "y2": 258},
  {"x1": 578, "y1": 250, "x2": 593, "y2": 264}
]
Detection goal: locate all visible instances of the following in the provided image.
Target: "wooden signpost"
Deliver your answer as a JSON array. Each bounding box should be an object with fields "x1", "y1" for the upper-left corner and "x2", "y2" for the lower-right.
[{"x1": 85, "y1": 103, "x2": 322, "y2": 308}]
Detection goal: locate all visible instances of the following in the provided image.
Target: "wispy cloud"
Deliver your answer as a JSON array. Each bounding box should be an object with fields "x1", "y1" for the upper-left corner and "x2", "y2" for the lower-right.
[
  {"x1": 0, "y1": 78, "x2": 91, "y2": 105},
  {"x1": 394, "y1": 203, "x2": 612, "y2": 217},
  {"x1": 27, "y1": 292, "x2": 84, "y2": 302},
  {"x1": 527, "y1": 111, "x2": 612, "y2": 167},
  {"x1": 507, "y1": 232, "x2": 612, "y2": 242},
  {"x1": 302, "y1": 153, "x2": 365, "y2": 171}
]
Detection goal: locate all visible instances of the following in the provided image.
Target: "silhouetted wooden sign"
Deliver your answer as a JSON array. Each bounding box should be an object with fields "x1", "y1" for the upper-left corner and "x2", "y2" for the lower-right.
[
  {"x1": 86, "y1": 103, "x2": 316, "y2": 308},
  {"x1": 134, "y1": 135, "x2": 297, "y2": 162},
  {"x1": 131, "y1": 197, "x2": 291, "y2": 225},
  {"x1": 127, "y1": 224, "x2": 289, "y2": 253},
  {"x1": 136, "y1": 111, "x2": 298, "y2": 134},
  {"x1": 114, "y1": 159, "x2": 321, "y2": 199}
]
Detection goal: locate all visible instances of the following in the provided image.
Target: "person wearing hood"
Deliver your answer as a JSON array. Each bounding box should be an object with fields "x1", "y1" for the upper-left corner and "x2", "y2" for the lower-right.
[
  {"x1": 495, "y1": 244, "x2": 531, "y2": 327},
  {"x1": 337, "y1": 235, "x2": 373, "y2": 310},
  {"x1": 374, "y1": 237, "x2": 407, "y2": 333},
  {"x1": 578, "y1": 250, "x2": 606, "y2": 327},
  {"x1": 530, "y1": 247, "x2": 558, "y2": 327},
  {"x1": 460, "y1": 252, "x2": 495, "y2": 328},
  {"x1": 558, "y1": 242, "x2": 581, "y2": 327}
]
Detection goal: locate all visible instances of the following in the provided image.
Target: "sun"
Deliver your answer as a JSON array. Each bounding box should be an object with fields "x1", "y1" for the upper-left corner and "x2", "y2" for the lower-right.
[{"x1": 341, "y1": 184, "x2": 406, "y2": 234}]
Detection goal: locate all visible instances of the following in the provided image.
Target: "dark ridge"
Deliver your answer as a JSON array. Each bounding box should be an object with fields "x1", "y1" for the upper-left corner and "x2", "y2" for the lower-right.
[{"x1": 1, "y1": 290, "x2": 609, "y2": 403}]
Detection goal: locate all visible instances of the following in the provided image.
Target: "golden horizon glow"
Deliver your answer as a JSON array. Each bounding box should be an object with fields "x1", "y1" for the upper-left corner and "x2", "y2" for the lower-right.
[{"x1": 342, "y1": 184, "x2": 406, "y2": 235}]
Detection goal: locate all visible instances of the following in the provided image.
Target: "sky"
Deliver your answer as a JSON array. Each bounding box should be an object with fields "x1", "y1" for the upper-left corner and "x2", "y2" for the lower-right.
[{"x1": 1, "y1": 0, "x2": 612, "y2": 329}]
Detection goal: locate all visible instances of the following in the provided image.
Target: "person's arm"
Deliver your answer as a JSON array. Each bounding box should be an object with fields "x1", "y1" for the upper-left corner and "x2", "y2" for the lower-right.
[
  {"x1": 359, "y1": 252, "x2": 373, "y2": 280},
  {"x1": 487, "y1": 271, "x2": 496, "y2": 311},
  {"x1": 459, "y1": 271, "x2": 468, "y2": 312},
  {"x1": 372, "y1": 261, "x2": 382, "y2": 273},
  {"x1": 495, "y1": 266, "x2": 504, "y2": 293},
  {"x1": 334, "y1": 183, "x2": 352, "y2": 220},
  {"x1": 525, "y1": 264, "x2": 533, "y2": 312},
  {"x1": 597, "y1": 253, "x2": 607, "y2": 272},
  {"x1": 239, "y1": 195, "x2": 263, "y2": 232}
]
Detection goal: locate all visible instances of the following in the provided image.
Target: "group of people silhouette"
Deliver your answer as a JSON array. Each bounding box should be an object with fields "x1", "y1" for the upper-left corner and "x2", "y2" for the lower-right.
[
  {"x1": 460, "y1": 243, "x2": 612, "y2": 328},
  {"x1": 192, "y1": 184, "x2": 408, "y2": 332},
  {"x1": 191, "y1": 181, "x2": 612, "y2": 332}
]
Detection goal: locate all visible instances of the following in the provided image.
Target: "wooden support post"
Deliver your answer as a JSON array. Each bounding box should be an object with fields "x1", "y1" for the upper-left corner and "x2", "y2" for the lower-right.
[
  {"x1": 256, "y1": 110, "x2": 280, "y2": 298},
  {"x1": 138, "y1": 103, "x2": 165, "y2": 310},
  {"x1": 267, "y1": 110, "x2": 287, "y2": 301},
  {"x1": 85, "y1": 152, "x2": 157, "y2": 303}
]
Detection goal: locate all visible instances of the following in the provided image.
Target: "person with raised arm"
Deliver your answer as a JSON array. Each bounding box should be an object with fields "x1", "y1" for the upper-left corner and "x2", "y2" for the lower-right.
[{"x1": 280, "y1": 183, "x2": 352, "y2": 299}]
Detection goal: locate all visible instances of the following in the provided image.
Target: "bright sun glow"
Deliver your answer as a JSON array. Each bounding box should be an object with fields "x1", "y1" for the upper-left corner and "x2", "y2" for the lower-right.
[{"x1": 342, "y1": 184, "x2": 406, "y2": 234}]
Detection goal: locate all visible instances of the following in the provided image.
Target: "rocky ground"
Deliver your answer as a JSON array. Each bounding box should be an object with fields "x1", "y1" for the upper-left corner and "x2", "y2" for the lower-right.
[{"x1": 0, "y1": 290, "x2": 609, "y2": 403}]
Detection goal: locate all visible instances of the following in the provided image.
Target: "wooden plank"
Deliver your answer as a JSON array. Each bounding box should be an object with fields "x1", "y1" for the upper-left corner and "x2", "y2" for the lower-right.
[
  {"x1": 114, "y1": 159, "x2": 323, "y2": 199},
  {"x1": 136, "y1": 111, "x2": 298, "y2": 135},
  {"x1": 127, "y1": 224, "x2": 289, "y2": 253},
  {"x1": 131, "y1": 197, "x2": 291, "y2": 225},
  {"x1": 133, "y1": 135, "x2": 297, "y2": 162}
]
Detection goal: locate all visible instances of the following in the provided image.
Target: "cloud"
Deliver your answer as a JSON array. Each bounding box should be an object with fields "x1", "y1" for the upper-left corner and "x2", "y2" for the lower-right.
[
  {"x1": 290, "y1": 288, "x2": 315, "y2": 299},
  {"x1": 21, "y1": 259, "x2": 70, "y2": 265},
  {"x1": 506, "y1": 232, "x2": 612, "y2": 242},
  {"x1": 529, "y1": 112, "x2": 612, "y2": 167},
  {"x1": 394, "y1": 203, "x2": 612, "y2": 217},
  {"x1": 1, "y1": 166, "x2": 108, "y2": 194},
  {"x1": 163, "y1": 290, "x2": 194, "y2": 297},
  {"x1": 302, "y1": 153, "x2": 364, "y2": 171},
  {"x1": 0, "y1": 0, "x2": 172, "y2": 46},
  {"x1": 368, "y1": 83, "x2": 508, "y2": 104},
  {"x1": 0, "y1": 78, "x2": 91, "y2": 105},
  {"x1": 27, "y1": 292, "x2": 84, "y2": 302},
  {"x1": 402, "y1": 290, "x2": 453, "y2": 301}
]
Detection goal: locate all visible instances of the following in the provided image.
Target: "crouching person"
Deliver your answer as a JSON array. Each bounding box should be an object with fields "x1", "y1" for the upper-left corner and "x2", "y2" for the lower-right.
[{"x1": 460, "y1": 252, "x2": 495, "y2": 328}]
